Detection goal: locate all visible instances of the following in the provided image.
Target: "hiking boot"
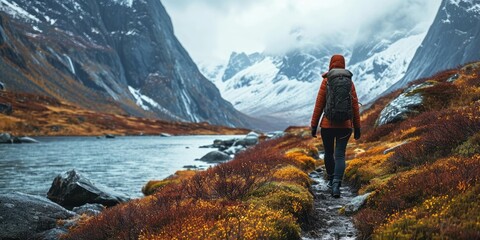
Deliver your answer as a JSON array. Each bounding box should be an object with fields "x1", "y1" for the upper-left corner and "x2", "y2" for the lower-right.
[
  {"x1": 327, "y1": 175, "x2": 333, "y2": 189},
  {"x1": 332, "y1": 179, "x2": 341, "y2": 198}
]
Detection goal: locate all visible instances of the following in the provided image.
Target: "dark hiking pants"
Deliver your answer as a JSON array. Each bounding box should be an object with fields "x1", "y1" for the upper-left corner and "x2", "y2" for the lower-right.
[{"x1": 320, "y1": 128, "x2": 352, "y2": 180}]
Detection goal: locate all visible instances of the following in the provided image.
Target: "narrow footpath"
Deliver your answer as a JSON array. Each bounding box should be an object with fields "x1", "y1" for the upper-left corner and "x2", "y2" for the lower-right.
[{"x1": 302, "y1": 154, "x2": 358, "y2": 240}]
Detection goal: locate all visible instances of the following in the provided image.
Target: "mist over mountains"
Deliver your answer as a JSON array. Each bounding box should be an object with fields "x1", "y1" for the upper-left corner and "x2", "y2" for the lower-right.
[{"x1": 200, "y1": 0, "x2": 480, "y2": 128}]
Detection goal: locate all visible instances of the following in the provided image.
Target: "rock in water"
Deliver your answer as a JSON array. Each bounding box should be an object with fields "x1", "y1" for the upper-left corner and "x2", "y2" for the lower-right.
[
  {"x1": 0, "y1": 192, "x2": 76, "y2": 240},
  {"x1": 47, "y1": 170, "x2": 129, "y2": 208},
  {"x1": 376, "y1": 82, "x2": 434, "y2": 126},
  {"x1": 18, "y1": 136, "x2": 39, "y2": 143},
  {"x1": 199, "y1": 151, "x2": 231, "y2": 163},
  {"x1": 0, "y1": 132, "x2": 12, "y2": 143}
]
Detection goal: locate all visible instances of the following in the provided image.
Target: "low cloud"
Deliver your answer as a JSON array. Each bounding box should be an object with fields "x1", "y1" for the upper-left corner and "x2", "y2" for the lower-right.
[{"x1": 162, "y1": 0, "x2": 442, "y2": 64}]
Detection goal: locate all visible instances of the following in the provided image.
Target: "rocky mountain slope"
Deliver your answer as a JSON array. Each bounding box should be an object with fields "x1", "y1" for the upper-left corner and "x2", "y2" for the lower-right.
[
  {"x1": 0, "y1": 0, "x2": 252, "y2": 127},
  {"x1": 389, "y1": 0, "x2": 480, "y2": 92}
]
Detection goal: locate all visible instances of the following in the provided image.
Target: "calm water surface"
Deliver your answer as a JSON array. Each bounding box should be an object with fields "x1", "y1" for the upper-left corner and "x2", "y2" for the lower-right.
[{"x1": 0, "y1": 135, "x2": 240, "y2": 198}]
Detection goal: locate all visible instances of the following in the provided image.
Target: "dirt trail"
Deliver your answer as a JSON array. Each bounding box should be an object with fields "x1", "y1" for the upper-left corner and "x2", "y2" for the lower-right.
[{"x1": 302, "y1": 163, "x2": 357, "y2": 239}]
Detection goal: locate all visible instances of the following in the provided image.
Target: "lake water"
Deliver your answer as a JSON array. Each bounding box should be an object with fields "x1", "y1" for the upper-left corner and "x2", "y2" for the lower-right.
[{"x1": 0, "y1": 135, "x2": 240, "y2": 198}]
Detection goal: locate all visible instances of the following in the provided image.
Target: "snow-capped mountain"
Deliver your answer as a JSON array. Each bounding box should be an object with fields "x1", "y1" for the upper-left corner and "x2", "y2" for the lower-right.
[
  {"x1": 388, "y1": 0, "x2": 480, "y2": 92},
  {"x1": 202, "y1": 30, "x2": 426, "y2": 127},
  {"x1": 203, "y1": 0, "x2": 479, "y2": 128},
  {"x1": 0, "y1": 0, "x2": 252, "y2": 127}
]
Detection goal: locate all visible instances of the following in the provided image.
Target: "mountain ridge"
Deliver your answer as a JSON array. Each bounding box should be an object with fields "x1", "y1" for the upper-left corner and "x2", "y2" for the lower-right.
[{"x1": 0, "y1": 0, "x2": 254, "y2": 128}]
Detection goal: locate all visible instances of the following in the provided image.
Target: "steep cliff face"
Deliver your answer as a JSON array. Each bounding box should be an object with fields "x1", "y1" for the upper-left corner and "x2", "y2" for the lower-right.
[
  {"x1": 0, "y1": 0, "x2": 251, "y2": 127},
  {"x1": 388, "y1": 0, "x2": 480, "y2": 91}
]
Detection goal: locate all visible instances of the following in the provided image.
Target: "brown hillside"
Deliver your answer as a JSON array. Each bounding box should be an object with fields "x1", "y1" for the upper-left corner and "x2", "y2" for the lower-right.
[{"x1": 0, "y1": 91, "x2": 250, "y2": 136}]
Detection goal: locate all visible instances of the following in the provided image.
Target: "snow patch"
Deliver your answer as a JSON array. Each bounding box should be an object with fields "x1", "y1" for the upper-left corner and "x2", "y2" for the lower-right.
[
  {"x1": 128, "y1": 86, "x2": 182, "y2": 120},
  {"x1": 0, "y1": 0, "x2": 40, "y2": 22},
  {"x1": 32, "y1": 25, "x2": 42, "y2": 32},
  {"x1": 112, "y1": 0, "x2": 134, "y2": 7},
  {"x1": 64, "y1": 55, "x2": 75, "y2": 74}
]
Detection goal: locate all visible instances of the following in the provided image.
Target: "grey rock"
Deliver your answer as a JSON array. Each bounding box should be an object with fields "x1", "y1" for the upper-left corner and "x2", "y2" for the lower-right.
[
  {"x1": 244, "y1": 132, "x2": 259, "y2": 146},
  {"x1": 47, "y1": 169, "x2": 129, "y2": 208},
  {"x1": 105, "y1": 134, "x2": 116, "y2": 139},
  {"x1": 183, "y1": 165, "x2": 198, "y2": 169},
  {"x1": 37, "y1": 227, "x2": 68, "y2": 240},
  {"x1": 266, "y1": 131, "x2": 285, "y2": 139},
  {"x1": 376, "y1": 82, "x2": 434, "y2": 126},
  {"x1": 446, "y1": 73, "x2": 460, "y2": 83},
  {"x1": 18, "y1": 136, "x2": 39, "y2": 143},
  {"x1": 246, "y1": 131, "x2": 260, "y2": 137},
  {"x1": 0, "y1": 132, "x2": 12, "y2": 143},
  {"x1": 0, "y1": 103, "x2": 12, "y2": 114},
  {"x1": 223, "y1": 145, "x2": 245, "y2": 155},
  {"x1": 344, "y1": 192, "x2": 372, "y2": 214},
  {"x1": 72, "y1": 203, "x2": 105, "y2": 216},
  {"x1": 0, "y1": 192, "x2": 76, "y2": 240},
  {"x1": 199, "y1": 151, "x2": 231, "y2": 163}
]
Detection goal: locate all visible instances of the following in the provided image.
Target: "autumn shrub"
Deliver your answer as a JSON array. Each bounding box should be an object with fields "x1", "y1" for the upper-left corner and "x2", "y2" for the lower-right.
[
  {"x1": 454, "y1": 132, "x2": 480, "y2": 157},
  {"x1": 143, "y1": 170, "x2": 196, "y2": 196},
  {"x1": 374, "y1": 183, "x2": 480, "y2": 240},
  {"x1": 362, "y1": 123, "x2": 397, "y2": 143},
  {"x1": 285, "y1": 150, "x2": 317, "y2": 171},
  {"x1": 64, "y1": 135, "x2": 320, "y2": 240},
  {"x1": 390, "y1": 105, "x2": 480, "y2": 168},
  {"x1": 140, "y1": 201, "x2": 301, "y2": 240},
  {"x1": 272, "y1": 165, "x2": 312, "y2": 188},
  {"x1": 419, "y1": 82, "x2": 460, "y2": 111},
  {"x1": 247, "y1": 181, "x2": 313, "y2": 223},
  {"x1": 345, "y1": 152, "x2": 392, "y2": 190},
  {"x1": 409, "y1": 68, "x2": 458, "y2": 86},
  {"x1": 355, "y1": 155, "x2": 480, "y2": 238}
]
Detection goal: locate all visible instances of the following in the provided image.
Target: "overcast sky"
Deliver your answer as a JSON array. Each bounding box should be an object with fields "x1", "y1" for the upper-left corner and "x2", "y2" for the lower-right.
[{"x1": 162, "y1": 0, "x2": 442, "y2": 64}]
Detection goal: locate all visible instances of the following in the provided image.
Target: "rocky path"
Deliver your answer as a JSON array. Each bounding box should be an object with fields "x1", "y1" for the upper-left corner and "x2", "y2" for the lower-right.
[{"x1": 302, "y1": 166, "x2": 357, "y2": 240}]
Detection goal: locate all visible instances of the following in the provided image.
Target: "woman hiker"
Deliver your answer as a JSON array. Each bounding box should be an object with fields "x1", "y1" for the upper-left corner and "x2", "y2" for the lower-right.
[{"x1": 310, "y1": 54, "x2": 361, "y2": 198}]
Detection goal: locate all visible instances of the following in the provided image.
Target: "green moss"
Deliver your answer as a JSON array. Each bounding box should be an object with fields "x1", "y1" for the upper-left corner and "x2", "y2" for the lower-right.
[
  {"x1": 142, "y1": 179, "x2": 176, "y2": 196},
  {"x1": 247, "y1": 182, "x2": 313, "y2": 222},
  {"x1": 454, "y1": 132, "x2": 480, "y2": 157}
]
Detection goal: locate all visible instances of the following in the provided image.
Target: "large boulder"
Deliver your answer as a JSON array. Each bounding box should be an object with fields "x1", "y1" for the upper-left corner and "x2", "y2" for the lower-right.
[
  {"x1": 376, "y1": 82, "x2": 434, "y2": 126},
  {"x1": 199, "y1": 151, "x2": 231, "y2": 163},
  {"x1": 47, "y1": 170, "x2": 129, "y2": 208},
  {"x1": 0, "y1": 192, "x2": 76, "y2": 240}
]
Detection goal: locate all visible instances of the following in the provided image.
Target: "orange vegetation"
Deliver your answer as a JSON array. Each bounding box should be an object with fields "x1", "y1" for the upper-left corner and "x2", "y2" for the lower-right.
[
  {"x1": 63, "y1": 135, "x2": 321, "y2": 239},
  {"x1": 343, "y1": 62, "x2": 480, "y2": 239},
  {"x1": 0, "y1": 91, "x2": 250, "y2": 136}
]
